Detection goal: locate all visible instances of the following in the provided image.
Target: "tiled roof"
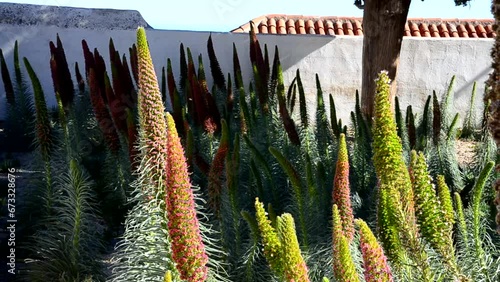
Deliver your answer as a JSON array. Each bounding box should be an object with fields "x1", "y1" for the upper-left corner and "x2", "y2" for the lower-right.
[{"x1": 231, "y1": 15, "x2": 496, "y2": 38}]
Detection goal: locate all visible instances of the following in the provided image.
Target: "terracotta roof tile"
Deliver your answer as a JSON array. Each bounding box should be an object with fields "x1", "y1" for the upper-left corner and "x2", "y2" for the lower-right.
[
  {"x1": 447, "y1": 23, "x2": 460, "y2": 37},
  {"x1": 305, "y1": 19, "x2": 315, "y2": 34},
  {"x1": 409, "y1": 22, "x2": 421, "y2": 36},
  {"x1": 334, "y1": 20, "x2": 344, "y2": 35},
  {"x1": 268, "y1": 18, "x2": 276, "y2": 34},
  {"x1": 353, "y1": 20, "x2": 363, "y2": 35},
  {"x1": 486, "y1": 24, "x2": 496, "y2": 37},
  {"x1": 259, "y1": 20, "x2": 268, "y2": 34},
  {"x1": 325, "y1": 20, "x2": 335, "y2": 36},
  {"x1": 315, "y1": 20, "x2": 325, "y2": 35},
  {"x1": 286, "y1": 19, "x2": 296, "y2": 34},
  {"x1": 231, "y1": 15, "x2": 495, "y2": 39},
  {"x1": 419, "y1": 23, "x2": 431, "y2": 37},
  {"x1": 457, "y1": 24, "x2": 469, "y2": 37},
  {"x1": 277, "y1": 18, "x2": 286, "y2": 34},
  {"x1": 429, "y1": 24, "x2": 439, "y2": 37},
  {"x1": 466, "y1": 23, "x2": 478, "y2": 37},
  {"x1": 344, "y1": 21, "x2": 354, "y2": 35},
  {"x1": 296, "y1": 19, "x2": 305, "y2": 34},
  {"x1": 438, "y1": 23, "x2": 449, "y2": 37},
  {"x1": 476, "y1": 24, "x2": 487, "y2": 38}
]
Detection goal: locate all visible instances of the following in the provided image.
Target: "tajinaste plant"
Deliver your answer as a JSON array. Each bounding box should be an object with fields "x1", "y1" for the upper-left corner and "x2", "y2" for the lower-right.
[
  {"x1": 356, "y1": 219, "x2": 394, "y2": 282},
  {"x1": 254, "y1": 198, "x2": 310, "y2": 281},
  {"x1": 277, "y1": 213, "x2": 310, "y2": 282},
  {"x1": 332, "y1": 133, "x2": 355, "y2": 241},
  {"x1": 166, "y1": 113, "x2": 209, "y2": 281},
  {"x1": 332, "y1": 204, "x2": 359, "y2": 282},
  {"x1": 409, "y1": 151, "x2": 462, "y2": 278},
  {"x1": 372, "y1": 71, "x2": 431, "y2": 280},
  {"x1": 136, "y1": 27, "x2": 169, "y2": 196}
]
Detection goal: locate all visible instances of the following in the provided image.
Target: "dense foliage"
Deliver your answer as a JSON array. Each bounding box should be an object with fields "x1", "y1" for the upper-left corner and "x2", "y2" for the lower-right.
[{"x1": 0, "y1": 26, "x2": 498, "y2": 282}]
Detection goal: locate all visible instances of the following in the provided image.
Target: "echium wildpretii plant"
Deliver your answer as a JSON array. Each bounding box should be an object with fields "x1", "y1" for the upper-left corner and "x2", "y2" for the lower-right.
[
  {"x1": 254, "y1": 198, "x2": 310, "y2": 281},
  {"x1": 332, "y1": 204, "x2": 359, "y2": 282},
  {"x1": 1, "y1": 41, "x2": 34, "y2": 151},
  {"x1": 409, "y1": 151, "x2": 465, "y2": 280},
  {"x1": 23, "y1": 58, "x2": 54, "y2": 214},
  {"x1": 372, "y1": 71, "x2": 407, "y2": 263},
  {"x1": 207, "y1": 118, "x2": 229, "y2": 214},
  {"x1": 356, "y1": 219, "x2": 394, "y2": 282},
  {"x1": 332, "y1": 133, "x2": 355, "y2": 241},
  {"x1": 450, "y1": 160, "x2": 500, "y2": 281},
  {"x1": 426, "y1": 76, "x2": 464, "y2": 193},
  {"x1": 21, "y1": 50, "x2": 107, "y2": 279},
  {"x1": 26, "y1": 157, "x2": 105, "y2": 282},
  {"x1": 8, "y1": 20, "x2": 500, "y2": 282},
  {"x1": 165, "y1": 112, "x2": 209, "y2": 281},
  {"x1": 372, "y1": 71, "x2": 432, "y2": 280},
  {"x1": 134, "y1": 27, "x2": 170, "y2": 194},
  {"x1": 110, "y1": 27, "x2": 178, "y2": 281},
  {"x1": 49, "y1": 34, "x2": 74, "y2": 112},
  {"x1": 111, "y1": 27, "x2": 229, "y2": 282}
]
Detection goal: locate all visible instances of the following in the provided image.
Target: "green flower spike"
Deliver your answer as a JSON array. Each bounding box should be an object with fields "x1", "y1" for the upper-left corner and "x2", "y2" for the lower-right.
[
  {"x1": 436, "y1": 175, "x2": 455, "y2": 230},
  {"x1": 372, "y1": 72, "x2": 432, "y2": 281},
  {"x1": 255, "y1": 198, "x2": 310, "y2": 281},
  {"x1": 277, "y1": 214, "x2": 310, "y2": 282},
  {"x1": 332, "y1": 205, "x2": 359, "y2": 282},
  {"x1": 409, "y1": 151, "x2": 455, "y2": 261}
]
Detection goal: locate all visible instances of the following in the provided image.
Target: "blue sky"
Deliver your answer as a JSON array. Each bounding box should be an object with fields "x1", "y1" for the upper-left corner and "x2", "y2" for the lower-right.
[{"x1": 2, "y1": 0, "x2": 493, "y2": 31}]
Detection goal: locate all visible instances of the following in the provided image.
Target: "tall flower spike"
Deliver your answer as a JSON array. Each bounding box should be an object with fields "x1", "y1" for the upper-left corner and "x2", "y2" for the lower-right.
[
  {"x1": 356, "y1": 219, "x2": 394, "y2": 282},
  {"x1": 372, "y1": 73, "x2": 433, "y2": 281},
  {"x1": 255, "y1": 198, "x2": 310, "y2": 281},
  {"x1": 276, "y1": 214, "x2": 310, "y2": 282},
  {"x1": 24, "y1": 58, "x2": 52, "y2": 160},
  {"x1": 49, "y1": 35, "x2": 75, "y2": 110},
  {"x1": 88, "y1": 68, "x2": 121, "y2": 154},
  {"x1": 207, "y1": 119, "x2": 229, "y2": 214},
  {"x1": 104, "y1": 71, "x2": 128, "y2": 135},
  {"x1": 436, "y1": 175, "x2": 455, "y2": 229},
  {"x1": 332, "y1": 205, "x2": 360, "y2": 282},
  {"x1": 373, "y1": 71, "x2": 415, "y2": 223},
  {"x1": 372, "y1": 71, "x2": 406, "y2": 263},
  {"x1": 254, "y1": 197, "x2": 282, "y2": 275},
  {"x1": 136, "y1": 27, "x2": 169, "y2": 195},
  {"x1": 453, "y1": 192, "x2": 468, "y2": 245},
  {"x1": 74, "y1": 62, "x2": 85, "y2": 93},
  {"x1": 275, "y1": 46, "x2": 301, "y2": 146},
  {"x1": 409, "y1": 151, "x2": 451, "y2": 256},
  {"x1": 166, "y1": 113, "x2": 209, "y2": 282},
  {"x1": 207, "y1": 34, "x2": 226, "y2": 92},
  {"x1": 333, "y1": 133, "x2": 355, "y2": 241}
]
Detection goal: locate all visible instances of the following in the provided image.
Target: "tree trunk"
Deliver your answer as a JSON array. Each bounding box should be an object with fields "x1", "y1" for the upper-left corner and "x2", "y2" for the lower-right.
[{"x1": 361, "y1": 0, "x2": 412, "y2": 119}]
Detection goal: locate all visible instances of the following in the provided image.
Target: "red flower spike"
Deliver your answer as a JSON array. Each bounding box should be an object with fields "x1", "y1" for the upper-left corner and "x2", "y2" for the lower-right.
[
  {"x1": 166, "y1": 112, "x2": 209, "y2": 281},
  {"x1": 332, "y1": 133, "x2": 355, "y2": 241}
]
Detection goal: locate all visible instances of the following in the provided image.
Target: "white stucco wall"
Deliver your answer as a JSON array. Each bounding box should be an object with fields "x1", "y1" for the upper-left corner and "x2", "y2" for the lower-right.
[{"x1": 0, "y1": 23, "x2": 493, "y2": 125}]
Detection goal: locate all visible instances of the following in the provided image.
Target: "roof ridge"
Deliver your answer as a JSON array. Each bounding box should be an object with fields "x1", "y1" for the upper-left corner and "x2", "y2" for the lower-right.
[{"x1": 231, "y1": 14, "x2": 495, "y2": 38}]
